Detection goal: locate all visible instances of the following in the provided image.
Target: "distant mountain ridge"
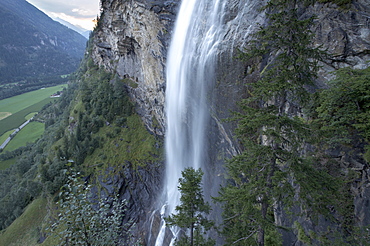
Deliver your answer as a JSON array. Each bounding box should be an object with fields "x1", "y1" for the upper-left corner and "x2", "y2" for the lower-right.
[
  {"x1": 0, "y1": 0, "x2": 87, "y2": 84},
  {"x1": 54, "y1": 17, "x2": 91, "y2": 39}
]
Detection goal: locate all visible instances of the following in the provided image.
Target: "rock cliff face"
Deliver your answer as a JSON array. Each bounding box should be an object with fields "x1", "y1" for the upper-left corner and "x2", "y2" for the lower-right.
[
  {"x1": 92, "y1": 0, "x2": 180, "y2": 136},
  {"x1": 92, "y1": 0, "x2": 370, "y2": 244},
  {"x1": 311, "y1": 0, "x2": 370, "y2": 84}
]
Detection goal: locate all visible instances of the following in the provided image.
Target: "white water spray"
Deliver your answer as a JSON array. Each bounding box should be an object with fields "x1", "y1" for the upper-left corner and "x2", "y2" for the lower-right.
[
  {"x1": 155, "y1": 0, "x2": 226, "y2": 244},
  {"x1": 165, "y1": 0, "x2": 225, "y2": 215}
]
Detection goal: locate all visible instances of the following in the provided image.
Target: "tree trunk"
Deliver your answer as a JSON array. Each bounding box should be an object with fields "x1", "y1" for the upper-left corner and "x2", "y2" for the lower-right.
[
  {"x1": 258, "y1": 200, "x2": 268, "y2": 246},
  {"x1": 190, "y1": 222, "x2": 194, "y2": 246},
  {"x1": 81, "y1": 217, "x2": 91, "y2": 246},
  {"x1": 258, "y1": 227, "x2": 264, "y2": 246},
  {"x1": 258, "y1": 155, "x2": 277, "y2": 246}
]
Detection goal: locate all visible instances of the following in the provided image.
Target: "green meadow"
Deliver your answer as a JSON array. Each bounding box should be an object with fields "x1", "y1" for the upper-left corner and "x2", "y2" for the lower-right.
[
  {"x1": 0, "y1": 84, "x2": 66, "y2": 152},
  {"x1": 25, "y1": 112, "x2": 38, "y2": 120},
  {"x1": 3, "y1": 122, "x2": 44, "y2": 152},
  {"x1": 0, "y1": 130, "x2": 13, "y2": 145},
  {"x1": 0, "y1": 97, "x2": 55, "y2": 136},
  {"x1": 0, "y1": 84, "x2": 66, "y2": 114},
  {"x1": 0, "y1": 84, "x2": 66, "y2": 137}
]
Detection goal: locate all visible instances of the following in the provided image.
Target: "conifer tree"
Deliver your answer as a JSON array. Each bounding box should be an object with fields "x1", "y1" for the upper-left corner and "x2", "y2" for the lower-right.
[
  {"x1": 217, "y1": 1, "x2": 340, "y2": 245},
  {"x1": 165, "y1": 167, "x2": 214, "y2": 246},
  {"x1": 315, "y1": 66, "x2": 370, "y2": 159}
]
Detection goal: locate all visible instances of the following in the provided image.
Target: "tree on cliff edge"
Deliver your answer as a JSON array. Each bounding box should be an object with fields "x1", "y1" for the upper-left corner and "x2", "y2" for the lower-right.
[
  {"x1": 217, "y1": 0, "x2": 341, "y2": 245},
  {"x1": 165, "y1": 167, "x2": 215, "y2": 246}
]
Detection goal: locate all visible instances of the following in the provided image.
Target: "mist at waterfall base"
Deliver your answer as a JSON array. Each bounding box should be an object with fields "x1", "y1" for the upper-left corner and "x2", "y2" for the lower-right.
[{"x1": 154, "y1": 0, "x2": 226, "y2": 245}]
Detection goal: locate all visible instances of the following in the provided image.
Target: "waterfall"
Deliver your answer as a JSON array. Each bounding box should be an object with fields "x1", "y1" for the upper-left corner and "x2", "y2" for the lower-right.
[{"x1": 155, "y1": 0, "x2": 226, "y2": 244}]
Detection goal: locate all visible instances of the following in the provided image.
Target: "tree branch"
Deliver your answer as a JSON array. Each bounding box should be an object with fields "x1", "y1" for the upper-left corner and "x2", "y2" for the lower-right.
[{"x1": 232, "y1": 231, "x2": 257, "y2": 244}]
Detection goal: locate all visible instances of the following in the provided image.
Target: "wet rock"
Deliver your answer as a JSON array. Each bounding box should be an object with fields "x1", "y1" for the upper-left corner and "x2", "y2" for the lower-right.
[
  {"x1": 116, "y1": 161, "x2": 165, "y2": 243},
  {"x1": 147, "y1": 210, "x2": 162, "y2": 245}
]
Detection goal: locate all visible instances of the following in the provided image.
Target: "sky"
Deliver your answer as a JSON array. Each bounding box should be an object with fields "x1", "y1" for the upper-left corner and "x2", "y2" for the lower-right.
[{"x1": 26, "y1": 0, "x2": 100, "y2": 30}]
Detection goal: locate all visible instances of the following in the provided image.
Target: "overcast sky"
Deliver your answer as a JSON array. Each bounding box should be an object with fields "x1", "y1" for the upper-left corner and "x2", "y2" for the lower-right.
[{"x1": 26, "y1": 0, "x2": 100, "y2": 30}]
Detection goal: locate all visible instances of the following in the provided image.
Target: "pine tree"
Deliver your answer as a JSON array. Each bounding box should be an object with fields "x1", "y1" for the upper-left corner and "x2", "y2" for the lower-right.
[
  {"x1": 217, "y1": 1, "x2": 340, "y2": 245},
  {"x1": 315, "y1": 66, "x2": 370, "y2": 159},
  {"x1": 165, "y1": 167, "x2": 215, "y2": 246}
]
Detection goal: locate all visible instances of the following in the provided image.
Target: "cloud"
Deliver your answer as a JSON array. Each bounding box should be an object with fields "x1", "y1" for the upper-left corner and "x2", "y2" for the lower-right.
[
  {"x1": 48, "y1": 12, "x2": 96, "y2": 30},
  {"x1": 27, "y1": 0, "x2": 99, "y2": 18},
  {"x1": 26, "y1": 0, "x2": 100, "y2": 30}
]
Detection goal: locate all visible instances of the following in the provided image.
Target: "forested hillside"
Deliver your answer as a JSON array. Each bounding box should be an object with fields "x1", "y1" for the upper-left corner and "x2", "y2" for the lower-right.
[{"x1": 0, "y1": 0, "x2": 86, "y2": 99}]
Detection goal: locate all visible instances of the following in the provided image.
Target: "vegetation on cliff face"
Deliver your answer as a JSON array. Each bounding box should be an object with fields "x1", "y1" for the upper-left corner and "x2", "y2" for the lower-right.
[
  {"x1": 48, "y1": 173, "x2": 137, "y2": 246},
  {"x1": 217, "y1": 0, "x2": 368, "y2": 245},
  {"x1": 0, "y1": 35, "x2": 163, "y2": 244},
  {"x1": 311, "y1": 66, "x2": 370, "y2": 244},
  {"x1": 315, "y1": 67, "x2": 370, "y2": 160},
  {"x1": 317, "y1": 0, "x2": 352, "y2": 7}
]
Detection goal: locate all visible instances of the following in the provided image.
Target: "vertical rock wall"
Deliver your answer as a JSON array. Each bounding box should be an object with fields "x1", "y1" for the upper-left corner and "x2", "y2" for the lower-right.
[{"x1": 92, "y1": 0, "x2": 180, "y2": 136}]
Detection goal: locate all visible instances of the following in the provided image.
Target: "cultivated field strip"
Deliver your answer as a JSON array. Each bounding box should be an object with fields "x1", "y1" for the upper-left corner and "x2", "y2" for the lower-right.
[{"x1": 0, "y1": 98, "x2": 55, "y2": 136}]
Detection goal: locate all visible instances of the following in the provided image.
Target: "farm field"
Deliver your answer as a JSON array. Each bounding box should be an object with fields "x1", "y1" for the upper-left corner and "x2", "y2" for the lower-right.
[
  {"x1": 0, "y1": 97, "x2": 55, "y2": 136},
  {"x1": 0, "y1": 84, "x2": 66, "y2": 152},
  {"x1": 0, "y1": 84, "x2": 66, "y2": 115},
  {"x1": 25, "y1": 112, "x2": 37, "y2": 120},
  {"x1": 3, "y1": 122, "x2": 44, "y2": 152},
  {"x1": 0, "y1": 84, "x2": 65, "y2": 136},
  {"x1": 0, "y1": 112, "x2": 11, "y2": 120}
]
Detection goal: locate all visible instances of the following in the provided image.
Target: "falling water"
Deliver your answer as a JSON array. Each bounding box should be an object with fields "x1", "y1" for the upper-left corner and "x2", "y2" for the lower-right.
[{"x1": 155, "y1": 0, "x2": 226, "y2": 244}]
